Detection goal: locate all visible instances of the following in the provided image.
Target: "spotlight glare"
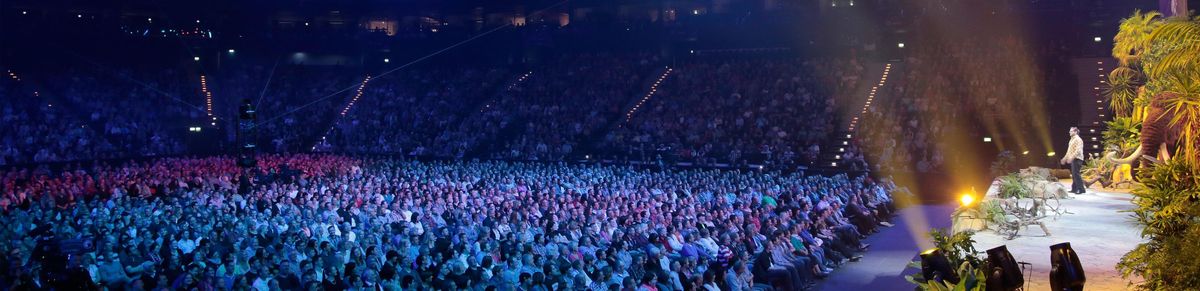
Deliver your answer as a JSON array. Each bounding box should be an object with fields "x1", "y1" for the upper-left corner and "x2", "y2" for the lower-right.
[
  {"x1": 1093, "y1": 36, "x2": 1102, "y2": 42},
  {"x1": 983, "y1": 137, "x2": 992, "y2": 143},
  {"x1": 960, "y1": 194, "x2": 975, "y2": 207},
  {"x1": 897, "y1": 42, "x2": 905, "y2": 48},
  {"x1": 194, "y1": 56, "x2": 201, "y2": 61},
  {"x1": 1047, "y1": 151, "x2": 1056, "y2": 157}
]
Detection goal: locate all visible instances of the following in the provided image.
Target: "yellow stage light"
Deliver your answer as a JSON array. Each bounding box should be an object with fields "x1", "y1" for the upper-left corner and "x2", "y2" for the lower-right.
[{"x1": 960, "y1": 194, "x2": 975, "y2": 207}]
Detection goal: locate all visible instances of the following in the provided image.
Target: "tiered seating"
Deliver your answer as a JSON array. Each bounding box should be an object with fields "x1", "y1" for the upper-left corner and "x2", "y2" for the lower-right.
[{"x1": 599, "y1": 57, "x2": 860, "y2": 166}]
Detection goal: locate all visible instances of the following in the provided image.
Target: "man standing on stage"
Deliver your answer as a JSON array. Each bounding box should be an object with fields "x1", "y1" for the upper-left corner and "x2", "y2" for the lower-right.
[{"x1": 1060, "y1": 127, "x2": 1086, "y2": 194}]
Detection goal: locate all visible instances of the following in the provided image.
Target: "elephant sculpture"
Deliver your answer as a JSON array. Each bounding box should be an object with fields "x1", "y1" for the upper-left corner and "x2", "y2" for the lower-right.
[{"x1": 1107, "y1": 92, "x2": 1196, "y2": 165}]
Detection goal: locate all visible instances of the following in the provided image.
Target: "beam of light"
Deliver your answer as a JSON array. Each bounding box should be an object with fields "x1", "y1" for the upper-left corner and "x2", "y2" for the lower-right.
[{"x1": 255, "y1": 58, "x2": 281, "y2": 109}]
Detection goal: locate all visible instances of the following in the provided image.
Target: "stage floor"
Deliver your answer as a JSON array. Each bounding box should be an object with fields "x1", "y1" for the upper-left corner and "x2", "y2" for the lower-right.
[{"x1": 818, "y1": 184, "x2": 1143, "y2": 290}]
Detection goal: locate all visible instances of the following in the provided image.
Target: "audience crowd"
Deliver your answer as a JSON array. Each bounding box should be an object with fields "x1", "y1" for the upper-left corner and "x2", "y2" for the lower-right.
[
  {"x1": 2, "y1": 52, "x2": 866, "y2": 168},
  {"x1": 0, "y1": 68, "x2": 193, "y2": 166},
  {"x1": 1, "y1": 154, "x2": 898, "y2": 291},
  {"x1": 601, "y1": 56, "x2": 861, "y2": 166}
]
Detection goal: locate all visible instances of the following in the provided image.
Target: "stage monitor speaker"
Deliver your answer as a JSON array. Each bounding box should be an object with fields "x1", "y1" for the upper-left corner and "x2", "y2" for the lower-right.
[
  {"x1": 985, "y1": 245, "x2": 1024, "y2": 291},
  {"x1": 1049, "y1": 242, "x2": 1085, "y2": 291},
  {"x1": 920, "y1": 248, "x2": 961, "y2": 284}
]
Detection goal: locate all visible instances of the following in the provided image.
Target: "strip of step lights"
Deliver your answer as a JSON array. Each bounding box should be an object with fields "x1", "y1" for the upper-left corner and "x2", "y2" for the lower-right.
[
  {"x1": 313, "y1": 75, "x2": 372, "y2": 150},
  {"x1": 838, "y1": 63, "x2": 892, "y2": 167},
  {"x1": 624, "y1": 67, "x2": 673, "y2": 124},
  {"x1": 200, "y1": 75, "x2": 216, "y2": 126}
]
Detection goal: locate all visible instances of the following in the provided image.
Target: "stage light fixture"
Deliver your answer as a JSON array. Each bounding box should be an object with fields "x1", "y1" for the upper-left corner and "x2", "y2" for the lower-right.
[
  {"x1": 194, "y1": 56, "x2": 201, "y2": 61},
  {"x1": 920, "y1": 248, "x2": 960, "y2": 284},
  {"x1": 898, "y1": 42, "x2": 905, "y2": 48},
  {"x1": 1049, "y1": 242, "x2": 1085, "y2": 291},
  {"x1": 1046, "y1": 151, "x2": 1056, "y2": 157},
  {"x1": 1022, "y1": 151, "x2": 1029, "y2": 155},
  {"x1": 384, "y1": 58, "x2": 390, "y2": 63},
  {"x1": 228, "y1": 49, "x2": 236, "y2": 53},
  {"x1": 985, "y1": 245, "x2": 1024, "y2": 291},
  {"x1": 1093, "y1": 36, "x2": 1101, "y2": 42},
  {"x1": 983, "y1": 137, "x2": 992, "y2": 143}
]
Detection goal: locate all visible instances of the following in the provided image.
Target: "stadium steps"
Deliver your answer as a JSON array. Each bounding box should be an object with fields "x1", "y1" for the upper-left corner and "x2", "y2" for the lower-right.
[
  {"x1": 459, "y1": 71, "x2": 536, "y2": 159},
  {"x1": 441, "y1": 69, "x2": 523, "y2": 133},
  {"x1": 574, "y1": 66, "x2": 673, "y2": 160},
  {"x1": 816, "y1": 61, "x2": 899, "y2": 171},
  {"x1": 303, "y1": 75, "x2": 372, "y2": 151}
]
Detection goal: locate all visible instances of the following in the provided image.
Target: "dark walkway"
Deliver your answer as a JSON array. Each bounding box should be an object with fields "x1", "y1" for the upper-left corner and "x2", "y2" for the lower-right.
[{"x1": 815, "y1": 204, "x2": 956, "y2": 291}]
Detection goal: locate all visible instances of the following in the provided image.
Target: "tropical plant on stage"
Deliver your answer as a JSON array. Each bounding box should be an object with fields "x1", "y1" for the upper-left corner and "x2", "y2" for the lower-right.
[
  {"x1": 952, "y1": 198, "x2": 1005, "y2": 230},
  {"x1": 1103, "y1": 117, "x2": 1142, "y2": 152},
  {"x1": 1106, "y1": 10, "x2": 1159, "y2": 120},
  {"x1": 996, "y1": 173, "x2": 1031, "y2": 199},
  {"x1": 1106, "y1": 12, "x2": 1200, "y2": 166},
  {"x1": 906, "y1": 229, "x2": 988, "y2": 291},
  {"x1": 1109, "y1": 10, "x2": 1200, "y2": 289},
  {"x1": 1117, "y1": 159, "x2": 1200, "y2": 290}
]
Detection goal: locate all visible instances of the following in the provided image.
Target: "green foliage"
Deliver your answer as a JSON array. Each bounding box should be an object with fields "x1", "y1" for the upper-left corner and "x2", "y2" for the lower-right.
[
  {"x1": 1112, "y1": 9, "x2": 1163, "y2": 63},
  {"x1": 1117, "y1": 159, "x2": 1200, "y2": 290},
  {"x1": 1102, "y1": 117, "x2": 1142, "y2": 152},
  {"x1": 1156, "y1": 72, "x2": 1200, "y2": 165},
  {"x1": 931, "y1": 229, "x2": 984, "y2": 269},
  {"x1": 1106, "y1": 67, "x2": 1143, "y2": 118},
  {"x1": 1112, "y1": 11, "x2": 1200, "y2": 290},
  {"x1": 952, "y1": 198, "x2": 1005, "y2": 228},
  {"x1": 1114, "y1": 9, "x2": 1161, "y2": 66},
  {"x1": 906, "y1": 229, "x2": 988, "y2": 290},
  {"x1": 906, "y1": 261, "x2": 988, "y2": 291},
  {"x1": 996, "y1": 174, "x2": 1031, "y2": 199},
  {"x1": 1142, "y1": 18, "x2": 1200, "y2": 80}
]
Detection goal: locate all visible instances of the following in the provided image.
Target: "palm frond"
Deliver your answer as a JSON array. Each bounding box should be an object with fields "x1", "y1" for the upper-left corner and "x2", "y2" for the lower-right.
[
  {"x1": 1144, "y1": 18, "x2": 1200, "y2": 79},
  {"x1": 1107, "y1": 66, "x2": 1143, "y2": 117},
  {"x1": 1104, "y1": 116, "x2": 1142, "y2": 152},
  {"x1": 1157, "y1": 71, "x2": 1200, "y2": 165},
  {"x1": 1113, "y1": 10, "x2": 1164, "y2": 62}
]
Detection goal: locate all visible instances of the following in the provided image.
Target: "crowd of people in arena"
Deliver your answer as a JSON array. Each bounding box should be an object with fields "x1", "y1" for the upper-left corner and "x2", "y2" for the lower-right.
[
  {"x1": 600, "y1": 56, "x2": 861, "y2": 166},
  {"x1": 1, "y1": 154, "x2": 898, "y2": 290},
  {"x1": 855, "y1": 32, "x2": 1069, "y2": 175},
  {"x1": 484, "y1": 54, "x2": 655, "y2": 161},
  {"x1": 0, "y1": 68, "x2": 194, "y2": 166},
  {"x1": 326, "y1": 66, "x2": 507, "y2": 157},
  {"x1": 2, "y1": 50, "x2": 865, "y2": 168}
]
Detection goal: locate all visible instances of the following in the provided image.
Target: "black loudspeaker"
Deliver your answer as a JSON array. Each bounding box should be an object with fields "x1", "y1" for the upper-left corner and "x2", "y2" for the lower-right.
[
  {"x1": 920, "y1": 248, "x2": 960, "y2": 284},
  {"x1": 1049, "y1": 242, "x2": 1085, "y2": 291},
  {"x1": 985, "y1": 245, "x2": 1024, "y2": 291}
]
